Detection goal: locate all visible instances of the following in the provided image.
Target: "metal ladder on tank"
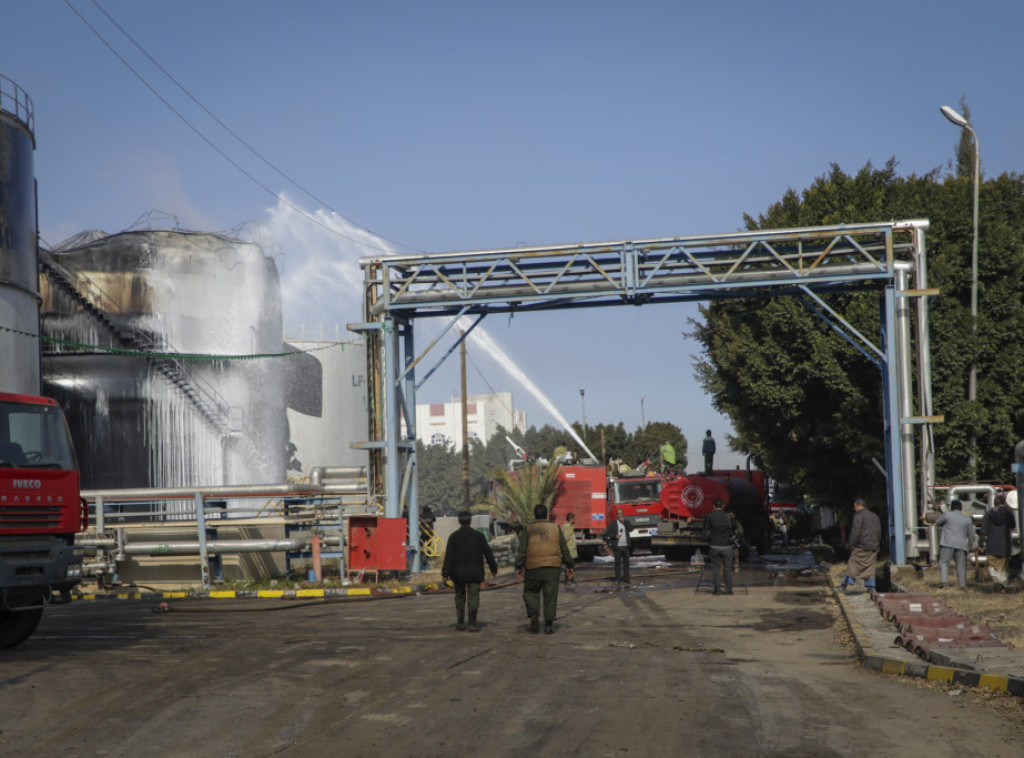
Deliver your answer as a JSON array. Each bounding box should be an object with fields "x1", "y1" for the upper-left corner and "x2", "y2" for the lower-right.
[{"x1": 39, "y1": 250, "x2": 272, "y2": 473}]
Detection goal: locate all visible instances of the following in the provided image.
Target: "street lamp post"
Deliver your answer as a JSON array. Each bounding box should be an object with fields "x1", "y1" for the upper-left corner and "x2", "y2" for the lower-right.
[
  {"x1": 579, "y1": 388, "x2": 586, "y2": 441},
  {"x1": 940, "y1": 104, "x2": 980, "y2": 479},
  {"x1": 641, "y1": 395, "x2": 646, "y2": 430}
]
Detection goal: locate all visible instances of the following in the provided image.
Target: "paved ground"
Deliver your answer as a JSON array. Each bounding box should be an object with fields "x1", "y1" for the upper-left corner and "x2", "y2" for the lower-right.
[{"x1": 1, "y1": 556, "x2": 1023, "y2": 757}]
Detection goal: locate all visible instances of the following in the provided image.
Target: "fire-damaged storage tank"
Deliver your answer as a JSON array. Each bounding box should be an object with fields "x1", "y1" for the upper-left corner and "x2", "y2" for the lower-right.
[
  {"x1": 40, "y1": 228, "x2": 287, "y2": 491},
  {"x1": 0, "y1": 74, "x2": 41, "y2": 395}
]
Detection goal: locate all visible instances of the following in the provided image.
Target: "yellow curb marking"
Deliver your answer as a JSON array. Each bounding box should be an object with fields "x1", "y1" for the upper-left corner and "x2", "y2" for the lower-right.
[
  {"x1": 978, "y1": 673, "x2": 1010, "y2": 692},
  {"x1": 926, "y1": 666, "x2": 955, "y2": 683}
]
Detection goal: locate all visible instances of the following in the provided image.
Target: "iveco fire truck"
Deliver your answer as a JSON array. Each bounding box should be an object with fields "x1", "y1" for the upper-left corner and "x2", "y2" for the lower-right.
[{"x1": 0, "y1": 392, "x2": 86, "y2": 647}]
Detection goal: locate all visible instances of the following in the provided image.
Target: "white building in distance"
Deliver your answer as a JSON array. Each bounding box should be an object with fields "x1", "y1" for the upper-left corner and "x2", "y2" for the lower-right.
[{"x1": 410, "y1": 392, "x2": 527, "y2": 449}]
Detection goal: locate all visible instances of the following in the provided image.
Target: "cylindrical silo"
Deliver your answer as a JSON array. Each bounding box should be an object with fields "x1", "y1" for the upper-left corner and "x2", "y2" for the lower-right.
[
  {"x1": 283, "y1": 338, "x2": 368, "y2": 476},
  {"x1": 0, "y1": 74, "x2": 40, "y2": 394}
]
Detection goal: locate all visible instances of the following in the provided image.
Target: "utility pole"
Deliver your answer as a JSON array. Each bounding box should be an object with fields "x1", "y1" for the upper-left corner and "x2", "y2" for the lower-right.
[
  {"x1": 460, "y1": 332, "x2": 470, "y2": 511},
  {"x1": 579, "y1": 388, "x2": 586, "y2": 444}
]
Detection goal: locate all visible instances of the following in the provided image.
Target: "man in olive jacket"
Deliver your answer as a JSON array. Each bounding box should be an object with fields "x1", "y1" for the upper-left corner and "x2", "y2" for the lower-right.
[
  {"x1": 516, "y1": 504, "x2": 574, "y2": 634},
  {"x1": 442, "y1": 511, "x2": 498, "y2": 632}
]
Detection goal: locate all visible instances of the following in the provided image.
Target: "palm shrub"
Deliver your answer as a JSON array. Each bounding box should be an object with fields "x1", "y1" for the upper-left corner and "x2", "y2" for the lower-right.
[{"x1": 490, "y1": 460, "x2": 563, "y2": 526}]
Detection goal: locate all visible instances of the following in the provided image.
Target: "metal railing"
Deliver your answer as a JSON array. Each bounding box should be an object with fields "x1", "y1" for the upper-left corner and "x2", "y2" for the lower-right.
[
  {"x1": 79, "y1": 470, "x2": 373, "y2": 590},
  {"x1": 0, "y1": 73, "x2": 34, "y2": 136}
]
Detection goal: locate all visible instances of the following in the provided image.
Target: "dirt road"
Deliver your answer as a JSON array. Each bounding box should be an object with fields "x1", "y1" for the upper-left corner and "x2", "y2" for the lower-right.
[{"x1": 1, "y1": 564, "x2": 1021, "y2": 757}]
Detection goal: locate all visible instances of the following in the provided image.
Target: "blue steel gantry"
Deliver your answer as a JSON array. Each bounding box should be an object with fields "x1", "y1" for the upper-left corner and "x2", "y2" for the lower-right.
[{"x1": 353, "y1": 220, "x2": 937, "y2": 570}]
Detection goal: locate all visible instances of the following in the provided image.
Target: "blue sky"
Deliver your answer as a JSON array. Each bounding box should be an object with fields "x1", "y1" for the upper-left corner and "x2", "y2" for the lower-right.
[{"x1": 4, "y1": 1, "x2": 1022, "y2": 469}]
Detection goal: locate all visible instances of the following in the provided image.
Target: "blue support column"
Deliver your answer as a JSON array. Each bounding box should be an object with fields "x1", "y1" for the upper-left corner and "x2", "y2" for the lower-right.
[
  {"x1": 403, "y1": 320, "x2": 421, "y2": 573},
  {"x1": 881, "y1": 286, "x2": 907, "y2": 563},
  {"x1": 384, "y1": 318, "x2": 402, "y2": 522}
]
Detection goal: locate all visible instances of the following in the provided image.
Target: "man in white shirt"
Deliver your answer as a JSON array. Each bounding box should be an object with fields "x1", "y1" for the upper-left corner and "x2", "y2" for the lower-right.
[{"x1": 603, "y1": 508, "x2": 632, "y2": 586}]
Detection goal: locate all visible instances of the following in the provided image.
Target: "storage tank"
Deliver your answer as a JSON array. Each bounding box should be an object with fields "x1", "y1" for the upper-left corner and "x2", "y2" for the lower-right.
[
  {"x1": 283, "y1": 337, "x2": 368, "y2": 476},
  {"x1": 41, "y1": 229, "x2": 287, "y2": 491},
  {"x1": 0, "y1": 75, "x2": 40, "y2": 394}
]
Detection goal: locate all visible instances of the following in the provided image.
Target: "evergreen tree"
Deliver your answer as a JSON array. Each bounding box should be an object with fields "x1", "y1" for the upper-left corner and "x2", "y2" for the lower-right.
[{"x1": 691, "y1": 155, "x2": 1024, "y2": 514}]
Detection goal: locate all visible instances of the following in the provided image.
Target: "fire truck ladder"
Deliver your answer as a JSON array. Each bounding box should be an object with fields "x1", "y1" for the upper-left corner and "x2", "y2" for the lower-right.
[{"x1": 353, "y1": 221, "x2": 937, "y2": 568}]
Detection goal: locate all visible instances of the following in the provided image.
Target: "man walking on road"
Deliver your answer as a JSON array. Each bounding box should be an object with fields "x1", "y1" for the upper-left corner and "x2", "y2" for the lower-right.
[
  {"x1": 839, "y1": 499, "x2": 881, "y2": 593},
  {"x1": 604, "y1": 508, "x2": 632, "y2": 586},
  {"x1": 702, "y1": 499, "x2": 737, "y2": 595},
  {"x1": 516, "y1": 504, "x2": 575, "y2": 634},
  {"x1": 935, "y1": 499, "x2": 975, "y2": 589},
  {"x1": 442, "y1": 511, "x2": 498, "y2": 632}
]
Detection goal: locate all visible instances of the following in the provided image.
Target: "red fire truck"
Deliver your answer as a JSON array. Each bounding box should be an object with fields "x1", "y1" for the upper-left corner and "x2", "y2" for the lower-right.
[
  {"x1": 0, "y1": 392, "x2": 87, "y2": 647},
  {"x1": 547, "y1": 463, "x2": 771, "y2": 560}
]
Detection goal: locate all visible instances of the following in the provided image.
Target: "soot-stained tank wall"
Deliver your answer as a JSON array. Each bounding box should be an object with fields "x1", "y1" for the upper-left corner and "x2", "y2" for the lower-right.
[
  {"x1": 0, "y1": 75, "x2": 40, "y2": 394},
  {"x1": 42, "y1": 229, "x2": 287, "y2": 490}
]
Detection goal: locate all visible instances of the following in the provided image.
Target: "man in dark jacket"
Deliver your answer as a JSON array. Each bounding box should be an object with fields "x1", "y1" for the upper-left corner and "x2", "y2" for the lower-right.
[
  {"x1": 701, "y1": 499, "x2": 737, "y2": 595},
  {"x1": 839, "y1": 498, "x2": 881, "y2": 593},
  {"x1": 442, "y1": 511, "x2": 498, "y2": 632},
  {"x1": 981, "y1": 495, "x2": 1017, "y2": 590},
  {"x1": 702, "y1": 430, "x2": 716, "y2": 474}
]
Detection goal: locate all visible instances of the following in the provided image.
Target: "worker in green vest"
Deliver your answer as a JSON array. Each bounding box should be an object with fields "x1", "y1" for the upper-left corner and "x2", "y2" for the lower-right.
[{"x1": 660, "y1": 441, "x2": 677, "y2": 473}]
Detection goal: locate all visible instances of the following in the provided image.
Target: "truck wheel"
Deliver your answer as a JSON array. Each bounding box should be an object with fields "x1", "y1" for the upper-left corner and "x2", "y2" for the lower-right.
[{"x1": 0, "y1": 606, "x2": 44, "y2": 648}]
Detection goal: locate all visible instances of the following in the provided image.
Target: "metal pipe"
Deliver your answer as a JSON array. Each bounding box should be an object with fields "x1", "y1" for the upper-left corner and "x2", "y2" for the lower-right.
[
  {"x1": 1015, "y1": 440, "x2": 1024, "y2": 499},
  {"x1": 195, "y1": 491, "x2": 211, "y2": 589},
  {"x1": 913, "y1": 225, "x2": 936, "y2": 559},
  {"x1": 84, "y1": 481, "x2": 335, "y2": 501},
  {"x1": 123, "y1": 539, "x2": 321, "y2": 555},
  {"x1": 94, "y1": 493, "x2": 105, "y2": 532},
  {"x1": 309, "y1": 467, "x2": 367, "y2": 487},
  {"x1": 895, "y1": 267, "x2": 918, "y2": 561},
  {"x1": 76, "y1": 536, "x2": 118, "y2": 548},
  {"x1": 82, "y1": 482, "x2": 365, "y2": 503}
]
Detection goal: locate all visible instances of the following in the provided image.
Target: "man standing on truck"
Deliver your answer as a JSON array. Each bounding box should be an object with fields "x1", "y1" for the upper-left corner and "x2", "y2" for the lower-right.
[
  {"x1": 516, "y1": 504, "x2": 575, "y2": 634},
  {"x1": 702, "y1": 499, "x2": 737, "y2": 595},
  {"x1": 442, "y1": 511, "x2": 498, "y2": 632},
  {"x1": 660, "y1": 441, "x2": 677, "y2": 474},
  {"x1": 604, "y1": 508, "x2": 632, "y2": 586},
  {"x1": 702, "y1": 430, "x2": 716, "y2": 475}
]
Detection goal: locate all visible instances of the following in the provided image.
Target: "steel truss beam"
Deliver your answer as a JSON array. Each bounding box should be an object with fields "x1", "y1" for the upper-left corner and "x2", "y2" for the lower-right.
[{"x1": 356, "y1": 220, "x2": 933, "y2": 570}]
